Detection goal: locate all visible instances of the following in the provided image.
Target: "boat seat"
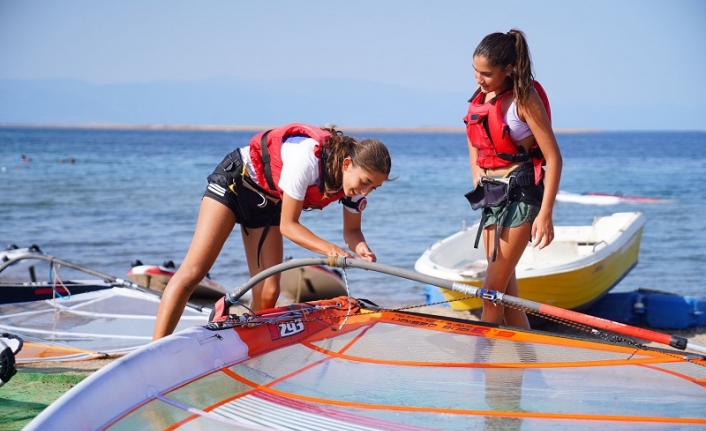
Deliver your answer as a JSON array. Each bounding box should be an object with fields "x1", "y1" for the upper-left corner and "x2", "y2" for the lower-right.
[
  {"x1": 530, "y1": 240, "x2": 579, "y2": 262},
  {"x1": 458, "y1": 260, "x2": 487, "y2": 278}
]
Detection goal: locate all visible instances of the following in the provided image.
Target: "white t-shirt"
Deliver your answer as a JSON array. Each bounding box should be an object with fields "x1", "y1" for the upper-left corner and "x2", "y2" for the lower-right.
[
  {"x1": 239, "y1": 136, "x2": 318, "y2": 200},
  {"x1": 239, "y1": 136, "x2": 364, "y2": 212}
]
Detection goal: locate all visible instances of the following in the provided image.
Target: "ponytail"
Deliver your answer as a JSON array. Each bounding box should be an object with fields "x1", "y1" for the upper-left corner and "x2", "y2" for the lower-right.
[
  {"x1": 320, "y1": 125, "x2": 356, "y2": 197},
  {"x1": 507, "y1": 29, "x2": 534, "y2": 107}
]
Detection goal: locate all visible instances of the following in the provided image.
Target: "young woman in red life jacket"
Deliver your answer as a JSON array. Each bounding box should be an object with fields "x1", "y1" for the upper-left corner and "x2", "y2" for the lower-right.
[
  {"x1": 464, "y1": 29, "x2": 563, "y2": 329},
  {"x1": 153, "y1": 123, "x2": 392, "y2": 340}
]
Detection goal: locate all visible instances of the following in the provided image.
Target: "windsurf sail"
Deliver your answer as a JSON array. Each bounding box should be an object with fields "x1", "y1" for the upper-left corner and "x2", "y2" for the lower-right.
[
  {"x1": 0, "y1": 288, "x2": 211, "y2": 362},
  {"x1": 0, "y1": 253, "x2": 212, "y2": 362},
  {"x1": 26, "y1": 296, "x2": 706, "y2": 430},
  {"x1": 25, "y1": 259, "x2": 706, "y2": 431}
]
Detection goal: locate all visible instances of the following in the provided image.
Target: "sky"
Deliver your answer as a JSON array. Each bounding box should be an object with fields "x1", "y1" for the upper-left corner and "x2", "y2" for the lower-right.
[{"x1": 1, "y1": 0, "x2": 705, "y2": 130}]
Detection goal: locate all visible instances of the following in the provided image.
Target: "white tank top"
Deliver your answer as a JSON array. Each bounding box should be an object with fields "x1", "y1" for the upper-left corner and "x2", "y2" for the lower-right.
[{"x1": 503, "y1": 99, "x2": 533, "y2": 141}]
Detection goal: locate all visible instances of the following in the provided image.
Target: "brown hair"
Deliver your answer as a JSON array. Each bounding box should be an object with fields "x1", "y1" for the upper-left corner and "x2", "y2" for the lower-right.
[
  {"x1": 320, "y1": 126, "x2": 392, "y2": 197},
  {"x1": 473, "y1": 28, "x2": 534, "y2": 108}
]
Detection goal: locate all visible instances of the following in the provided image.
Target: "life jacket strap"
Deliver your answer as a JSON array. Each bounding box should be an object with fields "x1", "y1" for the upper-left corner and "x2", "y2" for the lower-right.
[
  {"x1": 255, "y1": 203, "x2": 282, "y2": 268},
  {"x1": 259, "y1": 130, "x2": 276, "y2": 190},
  {"x1": 319, "y1": 146, "x2": 327, "y2": 193},
  {"x1": 473, "y1": 208, "x2": 507, "y2": 263},
  {"x1": 497, "y1": 152, "x2": 531, "y2": 163},
  {"x1": 472, "y1": 179, "x2": 514, "y2": 263}
]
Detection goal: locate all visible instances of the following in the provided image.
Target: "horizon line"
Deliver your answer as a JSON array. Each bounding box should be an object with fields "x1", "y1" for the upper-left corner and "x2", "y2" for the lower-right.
[
  {"x1": 3, "y1": 122, "x2": 703, "y2": 133},
  {"x1": 0, "y1": 122, "x2": 609, "y2": 134}
]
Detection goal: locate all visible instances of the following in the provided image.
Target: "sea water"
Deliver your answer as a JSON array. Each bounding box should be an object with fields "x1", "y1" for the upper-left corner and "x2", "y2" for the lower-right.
[{"x1": 1, "y1": 127, "x2": 705, "y2": 306}]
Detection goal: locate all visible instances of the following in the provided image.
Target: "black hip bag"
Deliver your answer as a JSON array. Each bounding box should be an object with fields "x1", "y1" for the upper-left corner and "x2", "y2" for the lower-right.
[
  {"x1": 463, "y1": 163, "x2": 540, "y2": 262},
  {"x1": 464, "y1": 177, "x2": 511, "y2": 211}
]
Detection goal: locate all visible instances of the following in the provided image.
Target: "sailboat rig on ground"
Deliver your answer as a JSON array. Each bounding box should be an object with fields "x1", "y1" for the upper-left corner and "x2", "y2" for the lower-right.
[{"x1": 19, "y1": 257, "x2": 706, "y2": 431}]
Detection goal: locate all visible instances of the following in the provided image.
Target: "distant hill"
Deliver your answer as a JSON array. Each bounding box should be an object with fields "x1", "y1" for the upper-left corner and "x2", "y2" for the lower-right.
[
  {"x1": 0, "y1": 78, "x2": 702, "y2": 130},
  {"x1": 0, "y1": 78, "x2": 470, "y2": 129}
]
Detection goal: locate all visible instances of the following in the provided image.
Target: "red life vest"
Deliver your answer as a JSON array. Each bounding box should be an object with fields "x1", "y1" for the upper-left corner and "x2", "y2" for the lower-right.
[
  {"x1": 248, "y1": 123, "x2": 345, "y2": 210},
  {"x1": 463, "y1": 81, "x2": 551, "y2": 184}
]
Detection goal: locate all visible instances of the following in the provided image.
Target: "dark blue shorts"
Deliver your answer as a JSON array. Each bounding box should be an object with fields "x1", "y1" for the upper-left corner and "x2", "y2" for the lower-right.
[{"x1": 203, "y1": 150, "x2": 281, "y2": 229}]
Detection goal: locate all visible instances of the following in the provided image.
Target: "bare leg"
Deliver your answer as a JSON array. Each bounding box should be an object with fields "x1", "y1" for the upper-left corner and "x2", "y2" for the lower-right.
[
  {"x1": 153, "y1": 198, "x2": 235, "y2": 340},
  {"x1": 503, "y1": 272, "x2": 530, "y2": 328},
  {"x1": 480, "y1": 223, "x2": 531, "y2": 329},
  {"x1": 241, "y1": 225, "x2": 283, "y2": 311}
]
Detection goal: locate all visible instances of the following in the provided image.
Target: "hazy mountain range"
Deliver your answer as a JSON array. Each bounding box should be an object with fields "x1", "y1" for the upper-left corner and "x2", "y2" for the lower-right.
[{"x1": 0, "y1": 78, "x2": 700, "y2": 131}]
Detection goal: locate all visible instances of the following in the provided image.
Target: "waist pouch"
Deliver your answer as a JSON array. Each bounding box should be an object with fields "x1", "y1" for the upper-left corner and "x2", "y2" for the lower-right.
[
  {"x1": 464, "y1": 163, "x2": 542, "y2": 210},
  {"x1": 463, "y1": 163, "x2": 543, "y2": 261},
  {"x1": 464, "y1": 179, "x2": 510, "y2": 210}
]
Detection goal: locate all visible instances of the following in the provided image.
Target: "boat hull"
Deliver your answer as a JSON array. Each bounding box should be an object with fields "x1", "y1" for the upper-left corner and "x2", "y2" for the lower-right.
[
  {"x1": 128, "y1": 263, "x2": 346, "y2": 304},
  {"x1": 589, "y1": 288, "x2": 706, "y2": 329},
  {"x1": 0, "y1": 245, "x2": 43, "y2": 282},
  {"x1": 0, "y1": 280, "x2": 114, "y2": 304},
  {"x1": 279, "y1": 264, "x2": 347, "y2": 302},
  {"x1": 416, "y1": 212, "x2": 646, "y2": 311},
  {"x1": 127, "y1": 264, "x2": 227, "y2": 299}
]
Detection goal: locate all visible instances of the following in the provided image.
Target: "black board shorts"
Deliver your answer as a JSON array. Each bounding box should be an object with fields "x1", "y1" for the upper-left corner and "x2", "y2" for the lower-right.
[{"x1": 203, "y1": 149, "x2": 281, "y2": 229}]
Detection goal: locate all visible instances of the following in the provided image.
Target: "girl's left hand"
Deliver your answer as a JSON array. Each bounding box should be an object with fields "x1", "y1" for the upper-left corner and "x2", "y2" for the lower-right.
[{"x1": 355, "y1": 244, "x2": 377, "y2": 262}]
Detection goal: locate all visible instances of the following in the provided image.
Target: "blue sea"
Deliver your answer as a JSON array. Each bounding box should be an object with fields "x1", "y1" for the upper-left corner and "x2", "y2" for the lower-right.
[{"x1": 1, "y1": 127, "x2": 705, "y2": 306}]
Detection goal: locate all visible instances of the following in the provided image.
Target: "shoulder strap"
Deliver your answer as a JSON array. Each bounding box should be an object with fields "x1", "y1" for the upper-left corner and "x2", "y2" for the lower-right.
[
  {"x1": 259, "y1": 130, "x2": 276, "y2": 190},
  {"x1": 488, "y1": 87, "x2": 512, "y2": 104},
  {"x1": 468, "y1": 87, "x2": 512, "y2": 104},
  {"x1": 318, "y1": 145, "x2": 328, "y2": 193},
  {"x1": 532, "y1": 81, "x2": 551, "y2": 122},
  {"x1": 468, "y1": 87, "x2": 482, "y2": 103}
]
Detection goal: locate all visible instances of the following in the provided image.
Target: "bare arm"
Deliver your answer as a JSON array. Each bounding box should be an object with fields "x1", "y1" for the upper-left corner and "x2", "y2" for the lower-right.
[
  {"x1": 342, "y1": 207, "x2": 376, "y2": 261},
  {"x1": 279, "y1": 193, "x2": 354, "y2": 257},
  {"x1": 467, "y1": 135, "x2": 485, "y2": 186},
  {"x1": 466, "y1": 87, "x2": 486, "y2": 186},
  {"x1": 520, "y1": 87, "x2": 563, "y2": 249}
]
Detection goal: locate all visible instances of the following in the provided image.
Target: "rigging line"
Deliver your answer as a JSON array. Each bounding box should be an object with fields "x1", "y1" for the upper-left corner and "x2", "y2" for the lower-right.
[
  {"x1": 48, "y1": 262, "x2": 66, "y2": 303},
  {"x1": 49, "y1": 262, "x2": 72, "y2": 301},
  {"x1": 336, "y1": 267, "x2": 352, "y2": 330},
  {"x1": 50, "y1": 261, "x2": 63, "y2": 329}
]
